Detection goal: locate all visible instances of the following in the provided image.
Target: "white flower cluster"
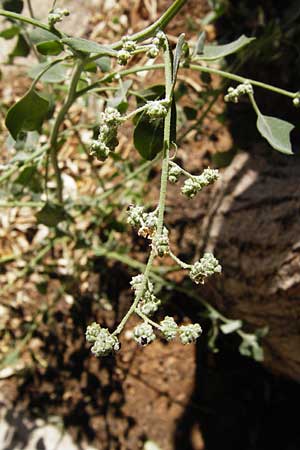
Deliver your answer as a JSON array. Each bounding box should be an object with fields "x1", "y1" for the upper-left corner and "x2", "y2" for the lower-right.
[
  {"x1": 152, "y1": 226, "x2": 169, "y2": 257},
  {"x1": 117, "y1": 36, "x2": 137, "y2": 65},
  {"x1": 127, "y1": 205, "x2": 158, "y2": 238},
  {"x1": 182, "y1": 168, "x2": 219, "y2": 198},
  {"x1": 224, "y1": 82, "x2": 253, "y2": 103},
  {"x1": 131, "y1": 274, "x2": 161, "y2": 316},
  {"x1": 146, "y1": 100, "x2": 169, "y2": 120},
  {"x1": 179, "y1": 323, "x2": 202, "y2": 344},
  {"x1": 90, "y1": 107, "x2": 122, "y2": 160},
  {"x1": 86, "y1": 322, "x2": 120, "y2": 356},
  {"x1": 133, "y1": 322, "x2": 156, "y2": 346},
  {"x1": 147, "y1": 31, "x2": 166, "y2": 58},
  {"x1": 189, "y1": 252, "x2": 222, "y2": 284},
  {"x1": 168, "y1": 164, "x2": 182, "y2": 183},
  {"x1": 160, "y1": 317, "x2": 202, "y2": 344},
  {"x1": 160, "y1": 316, "x2": 178, "y2": 341},
  {"x1": 48, "y1": 8, "x2": 69, "y2": 27}
]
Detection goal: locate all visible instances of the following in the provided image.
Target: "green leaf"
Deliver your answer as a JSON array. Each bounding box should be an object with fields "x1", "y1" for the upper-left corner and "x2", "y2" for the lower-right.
[
  {"x1": 29, "y1": 29, "x2": 59, "y2": 44},
  {"x1": 15, "y1": 165, "x2": 42, "y2": 193},
  {"x1": 194, "y1": 31, "x2": 206, "y2": 55},
  {"x1": 5, "y1": 90, "x2": 49, "y2": 139},
  {"x1": 220, "y1": 320, "x2": 242, "y2": 334},
  {"x1": 107, "y1": 79, "x2": 132, "y2": 113},
  {"x1": 36, "y1": 40, "x2": 64, "y2": 56},
  {"x1": 198, "y1": 35, "x2": 255, "y2": 61},
  {"x1": 62, "y1": 37, "x2": 117, "y2": 56},
  {"x1": 173, "y1": 33, "x2": 185, "y2": 85},
  {"x1": 9, "y1": 33, "x2": 30, "y2": 58},
  {"x1": 0, "y1": 25, "x2": 20, "y2": 39},
  {"x1": 96, "y1": 56, "x2": 111, "y2": 72},
  {"x1": 2, "y1": 0, "x2": 23, "y2": 13},
  {"x1": 256, "y1": 113, "x2": 294, "y2": 155},
  {"x1": 133, "y1": 85, "x2": 176, "y2": 160},
  {"x1": 28, "y1": 62, "x2": 67, "y2": 83},
  {"x1": 36, "y1": 203, "x2": 66, "y2": 227}
]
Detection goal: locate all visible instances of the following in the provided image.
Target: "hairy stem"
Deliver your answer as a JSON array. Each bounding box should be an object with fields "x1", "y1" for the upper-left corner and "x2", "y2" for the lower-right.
[
  {"x1": 49, "y1": 59, "x2": 85, "y2": 203},
  {"x1": 113, "y1": 36, "x2": 173, "y2": 336},
  {"x1": 190, "y1": 63, "x2": 298, "y2": 99}
]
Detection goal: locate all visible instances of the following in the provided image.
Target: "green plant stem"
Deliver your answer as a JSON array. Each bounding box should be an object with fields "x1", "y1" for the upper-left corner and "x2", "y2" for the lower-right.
[
  {"x1": 112, "y1": 36, "x2": 173, "y2": 336},
  {"x1": 248, "y1": 92, "x2": 260, "y2": 115},
  {"x1": 0, "y1": 147, "x2": 46, "y2": 185},
  {"x1": 49, "y1": 59, "x2": 85, "y2": 203},
  {"x1": 0, "y1": 201, "x2": 43, "y2": 208},
  {"x1": 0, "y1": 8, "x2": 62, "y2": 36},
  {"x1": 75, "y1": 64, "x2": 165, "y2": 98},
  {"x1": 169, "y1": 249, "x2": 191, "y2": 269},
  {"x1": 190, "y1": 63, "x2": 298, "y2": 99}
]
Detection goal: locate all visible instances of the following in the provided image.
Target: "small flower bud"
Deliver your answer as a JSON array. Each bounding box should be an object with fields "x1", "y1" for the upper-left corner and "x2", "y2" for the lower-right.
[
  {"x1": 181, "y1": 168, "x2": 219, "y2": 198},
  {"x1": 168, "y1": 164, "x2": 182, "y2": 183},
  {"x1": 179, "y1": 323, "x2": 202, "y2": 344},
  {"x1": 122, "y1": 36, "x2": 137, "y2": 52},
  {"x1": 117, "y1": 49, "x2": 131, "y2": 65},
  {"x1": 225, "y1": 82, "x2": 253, "y2": 103},
  {"x1": 146, "y1": 100, "x2": 169, "y2": 120},
  {"x1": 189, "y1": 253, "x2": 222, "y2": 284},
  {"x1": 147, "y1": 45, "x2": 160, "y2": 59},
  {"x1": 86, "y1": 322, "x2": 101, "y2": 343},
  {"x1": 86, "y1": 326, "x2": 120, "y2": 357},
  {"x1": 160, "y1": 316, "x2": 178, "y2": 341},
  {"x1": 48, "y1": 8, "x2": 69, "y2": 27},
  {"x1": 293, "y1": 97, "x2": 300, "y2": 108},
  {"x1": 152, "y1": 227, "x2": 169, "y2": 257},
  {"x1": 133, "y1": 322, "x2": 156, "y2": 346},
  {"x1": 90, "y1": 140, "x2": 110, "y2": 161}
]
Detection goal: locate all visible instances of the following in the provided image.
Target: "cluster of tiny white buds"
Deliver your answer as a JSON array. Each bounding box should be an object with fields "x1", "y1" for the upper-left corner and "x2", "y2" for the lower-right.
[
  {"x1": 146, "y1": 100, "x2": 169, "y2": 120},
  {"x1": 179, "y1": 323, "x2": 202, "y2": 344},
  {"x1": 224, "y1": 82, "x2": 253, "y2": 103},
  {"x1": 117, "y1": 49, "x2": 131, "y2": 66},
  {"x1": 168, "y1": 164, "x2": 182, "y2": 183},
  {"x1": 189, "y1": 253, "x2": 222, "y2": 284},
  {"x1": 48, "y1": 8, "x2": 69, "y2": 27},
  {"x1": 146, "y1": 31, "x2": 166, "y2": 58},
  {"x1": 160, "y1": 316, "x2": 178, "y2": 341},
  {"x1": 293, "y1": 97, "x2": 300, "y2": 108},
  {"x1": 182, "y1": 168, "x2": 219, "y2": 198},
  {"x1": 121, "y1": 36, "x2": 137, "y2": 52},
  {"x1": 90, "y1": 107, "x2": 122, "y2": 161},
  {"x1": 86, "y1": 322, "x2": 120, "y2": 357},
  {"x1": 131, "y1": 274, "x2": 161, "y2": 316},
  {"x1": 127, "y1": 205, "x2": 158, "y2": 238},
  {"x1": 152, "y1": 227, "x2": 169, "y2": 257},
  {"x1": 133, "y1": 322, "x2": 156, "y2": 346}
]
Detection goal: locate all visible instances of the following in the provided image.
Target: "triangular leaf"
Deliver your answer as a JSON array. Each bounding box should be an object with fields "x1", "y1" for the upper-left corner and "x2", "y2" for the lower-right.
[
  {"x1": 62, "y1": 37, "x2": 117, "y2": 56},
  {"x1": 197, "y1": 35, "x2": 255, "y2": 61},
  {"x1": 256, "y1": 113, "x2": 294, "y2": 154},
  {"x1": 5, "y1": 90, "x2": 49, "y2": 139},
  {"x1": 36, "y1": 203, "x2": 66, "y2": 227}
]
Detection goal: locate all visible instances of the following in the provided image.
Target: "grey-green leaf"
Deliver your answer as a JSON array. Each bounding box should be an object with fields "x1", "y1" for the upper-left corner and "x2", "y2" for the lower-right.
[
  {"x1": 256, "y1": 113, "x2": 294, "y2": 155},
  {"x1": 194, "y1": 31, "x2": 206, "y2": 56},
  {"x1": 62, "y1": 37, "x2": 116, "y2": 56},
  {"x1": 197, "y1": 35, "x2": 255, "y2": 61},
  {"x1": 173, "y1": 33, "x2": 185, "y2": 85},
  {"x1": 28, "y1": 62, "x2": 67, "y2": 83},
  {"x1": 5, "y1": 90, "x2": 49, "y2": 139}
]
